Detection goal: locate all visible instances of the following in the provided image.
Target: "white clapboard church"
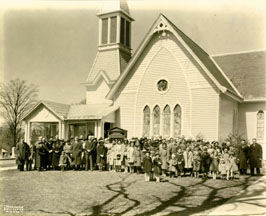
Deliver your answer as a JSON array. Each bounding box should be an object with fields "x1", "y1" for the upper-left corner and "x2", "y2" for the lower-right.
[{"x1": 23, "y1": 0, "x2": 266, "y2": 155}]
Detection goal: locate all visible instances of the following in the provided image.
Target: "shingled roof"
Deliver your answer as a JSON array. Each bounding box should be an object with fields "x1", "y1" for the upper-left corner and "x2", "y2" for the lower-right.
[{"x1": 213, "y1": 50, "x2": 266, "y2": 101}]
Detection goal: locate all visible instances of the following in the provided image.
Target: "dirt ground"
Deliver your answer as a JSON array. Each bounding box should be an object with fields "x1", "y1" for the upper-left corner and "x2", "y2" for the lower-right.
[{"x1": 0, "y1": 170, "x2": 260, "y2": 216}]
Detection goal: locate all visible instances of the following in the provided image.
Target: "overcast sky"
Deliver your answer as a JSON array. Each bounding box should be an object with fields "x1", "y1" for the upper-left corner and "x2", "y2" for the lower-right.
[{"x1": 0, "y1": 0, "x2": 265, "y2": 105}]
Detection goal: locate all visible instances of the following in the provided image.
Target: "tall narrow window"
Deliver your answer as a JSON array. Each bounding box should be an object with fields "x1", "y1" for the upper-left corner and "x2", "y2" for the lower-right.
[
  {"x1": 101, "y1": 18, "x2": 108, "y2": 44},
  {"x1": 257, "y1": 110, "x2": 264, "y2": 140},
  {"x1": 163, "y1": 105, "x2": 171, "y2": 137},
  {"x1": 126, "y1": 20, "x2": 130, "y2": 47},
  {"x1": 110, "y1": 16, "x2": 117, "y2": 43},
  {"x1": 143, "y1": 106, "x2": 150, "y2": 137},
  {"x1": 173, "y1": 105, "x2": 182, "y2": 137},
  {"x1": 120, "y1": 17, "x2": 125, "y2": 44},
  {"x1": 153, "y1": 105, "x2": 160, "y2": 136}
]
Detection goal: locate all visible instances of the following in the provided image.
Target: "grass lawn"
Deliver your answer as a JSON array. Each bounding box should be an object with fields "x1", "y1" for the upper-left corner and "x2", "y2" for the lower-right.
[{"x1": 0, "y1": 170, "x2": 260, "y2": 216}]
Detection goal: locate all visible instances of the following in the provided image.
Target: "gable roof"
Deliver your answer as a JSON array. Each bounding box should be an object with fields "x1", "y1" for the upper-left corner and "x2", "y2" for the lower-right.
[
  {"x1": 106, "y1": 14, "x2": 242, "y2": 100},
  {"x1": 213, "y1": 50, "x2": 266, "y2": 101},
  {"x1": 23, "y1": 100, "x2": 70, "y2": 121}
]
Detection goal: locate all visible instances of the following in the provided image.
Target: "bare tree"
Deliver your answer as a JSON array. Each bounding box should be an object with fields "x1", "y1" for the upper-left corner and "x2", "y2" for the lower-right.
[{"x1": 0, "y1": 79, "x2": 39, "y2": 147}]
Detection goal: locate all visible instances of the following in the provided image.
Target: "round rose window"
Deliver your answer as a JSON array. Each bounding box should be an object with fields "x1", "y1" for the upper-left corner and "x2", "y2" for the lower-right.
[{"x1": 157, "y1": 79, "x2": 168, "y2": 92}]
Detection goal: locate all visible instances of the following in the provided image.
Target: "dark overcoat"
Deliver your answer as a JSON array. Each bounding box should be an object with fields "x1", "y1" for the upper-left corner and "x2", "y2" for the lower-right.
[
  {"x1": 72, "y1": 141, "x2": 83, "y2": 165},
  {"x1": 249, "y1": 143, "x2": 262, "y2": 168},
  {"x1": 153, "y1": 158, "x2": 162, "y2": 175},
  {"x1": 35, "y1": 142, "x2": 46, "y2": 169},
  {"x1": 52, "y1": 140, "x2": 61, "y2": 167},
  {"x1": 239, "y1": 145, "x2": 249, "y2": 169},
  {"x1": 97, "y1": 144, "x2": 106, "y2": 164},
  {"x1": 16, "y1": 142, "x2": 30, "y2": 161}
]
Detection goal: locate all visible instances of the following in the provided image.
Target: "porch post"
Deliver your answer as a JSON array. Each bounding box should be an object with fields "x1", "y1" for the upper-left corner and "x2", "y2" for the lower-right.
[
  {"x1": 59, "y1": 121, "x2": 62, "y2": 139},
  {"x1": 61, "y1": 121, "x2": 65, "y2": 140},
  {"x1": 27, "y1": 122, "x2": 31, "y2": 144},
  {"x1": 24, "y1": 121, "x2": 28, "y2": 142}
]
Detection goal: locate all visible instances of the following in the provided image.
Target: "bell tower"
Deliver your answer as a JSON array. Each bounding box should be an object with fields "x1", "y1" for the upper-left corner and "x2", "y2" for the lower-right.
[
  {"x1": 98, "y1": 0, "x2": 133, "y2": 54},
  {"x1": 84, "y1": 0, "x2": 134, "y2": 105}
]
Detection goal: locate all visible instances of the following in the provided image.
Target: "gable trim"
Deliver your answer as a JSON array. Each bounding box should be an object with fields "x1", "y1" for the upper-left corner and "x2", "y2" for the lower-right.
[{"x1": 22, "y1": 101, "x2": 66, "y2": 121}]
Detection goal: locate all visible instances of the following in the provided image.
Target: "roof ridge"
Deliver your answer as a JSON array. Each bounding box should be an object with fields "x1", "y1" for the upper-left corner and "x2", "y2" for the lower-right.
[
  {"x1": 212, "y1": 49, "x2": 266, "y2": 57},
  {"x1": 41, "y1": 99, "x2": 69, "y2": 106}
]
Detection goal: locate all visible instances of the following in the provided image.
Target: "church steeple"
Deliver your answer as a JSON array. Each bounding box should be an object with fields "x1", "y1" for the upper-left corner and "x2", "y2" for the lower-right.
[
  {"x1": 83, "y1": 0, "x2": 134, "y2": 105},
  {"x1": 97, "y1": 0, "x2": 134, "y2": 53}
]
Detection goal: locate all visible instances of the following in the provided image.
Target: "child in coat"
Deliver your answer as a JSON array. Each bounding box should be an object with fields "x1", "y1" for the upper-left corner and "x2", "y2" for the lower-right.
[
  {"x1": 228, "y1": 151, "x2": 239, "y2": 180},
  {"x1": 153, "y1": 153, "x2": 162, "y2": 182},
  {"x1": 219, "y1": 148, "x2": 230, "y2": 180},
  {"x1": 143, "y1": 151, "x2": 153, "y2": 182},
  {"x1": 176, "y1": 148, "x2": 184, "y2": 177},
  {"x1": 168, "y1": 154, "x2": 177, "y2": 178}
]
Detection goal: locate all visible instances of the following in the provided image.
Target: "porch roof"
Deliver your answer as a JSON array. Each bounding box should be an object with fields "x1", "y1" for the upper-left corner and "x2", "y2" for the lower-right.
[{"x1": 67, "y1": 104, "x2": 119, "y2": 120}]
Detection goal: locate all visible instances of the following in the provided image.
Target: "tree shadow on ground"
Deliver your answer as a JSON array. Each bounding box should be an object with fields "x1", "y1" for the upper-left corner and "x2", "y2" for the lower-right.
[{"x1": 87, "y1": 174, "x2": 140, "y2": 216}]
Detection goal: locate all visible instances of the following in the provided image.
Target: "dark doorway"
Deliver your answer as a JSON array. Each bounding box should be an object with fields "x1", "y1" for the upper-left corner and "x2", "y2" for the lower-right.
[{"x1": 104, "y1": 122, "x2": 111, "y2": 138}]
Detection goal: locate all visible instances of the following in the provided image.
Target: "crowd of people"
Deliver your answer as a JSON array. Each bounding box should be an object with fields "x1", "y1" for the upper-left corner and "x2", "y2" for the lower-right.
[{"x1": 15, "y1": 135, "x2": 263, "y2": 182}]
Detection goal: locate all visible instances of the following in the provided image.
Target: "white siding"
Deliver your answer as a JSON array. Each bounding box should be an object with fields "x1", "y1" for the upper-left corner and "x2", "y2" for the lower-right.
[
  {"x1": 191, "y1": 87, "x2": 219, "y2": 141},
  {"x1": 114, "y1": 33, "x2": 220, "y2": 139},
  {"x1": 218, "y1": 94, "x2": 238, "y2": 141}
]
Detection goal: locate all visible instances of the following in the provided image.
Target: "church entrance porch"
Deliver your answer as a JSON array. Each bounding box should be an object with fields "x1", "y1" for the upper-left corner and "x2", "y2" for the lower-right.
[
  {"x1": 67, "y1": 121, "x2": 96, "y2": 139},
  {"x1": 30, "y1": 122, "x2": 59, "y2": 145}
]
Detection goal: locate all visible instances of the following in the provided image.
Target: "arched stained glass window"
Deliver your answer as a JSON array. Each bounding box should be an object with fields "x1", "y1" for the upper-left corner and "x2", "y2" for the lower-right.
[
  {"x1": 143, "y1": 106, "x2": 150, "y2": 137},
  {"x1": 163, "y1": 105, "x2": 171, "y2": 137},
  {"x1": 173, "y1": 105, "x2": 182, "y2": 137},
  {"x1": 257, "y1": 110, "x2": 264, "y2": 140},
  {"x1": 153, "y1": 105, "x2": 160, "y2": 136}
]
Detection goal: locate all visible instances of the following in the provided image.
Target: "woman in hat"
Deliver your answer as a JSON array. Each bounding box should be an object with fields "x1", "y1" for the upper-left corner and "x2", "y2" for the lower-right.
[{"x1": 72, "y1": 136, "x2": 83, "y2": 170}]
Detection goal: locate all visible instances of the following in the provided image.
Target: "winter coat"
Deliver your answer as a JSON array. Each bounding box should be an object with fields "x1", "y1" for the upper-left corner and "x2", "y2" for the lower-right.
[
  {"x1": 72, "y1": 141, "x2": 83, "y2": 165},
  {"x1": 183, "y1": 150, "x2": 193, "y2": 169},
  {"x1": 97, "y1": 144, "x2": 106, "y2": 165},
  {"x1": 134, "y1": 148, "x2": 142, "y2": 167},
  {"x1": 159, "y1": 147, "x2": 168, "y2": 170},
  {"x1": 249, "y1": 143, "x2": 262, "y2": 168},
  {"x1": 153, "y1": 158, "x2": 162, "y2": 176},
  {"x1": 201, "y1": 151, "x2": 211, "y2": 173},
  {"x1": 127, "y1": 146, "x2": 135, "y2": 164},
  {"x1": 238, "y1": 145, "x2": 249, "y2": 169},
  {"x1": 143, "y1": 156, "x2": 153, "y2": 173}
]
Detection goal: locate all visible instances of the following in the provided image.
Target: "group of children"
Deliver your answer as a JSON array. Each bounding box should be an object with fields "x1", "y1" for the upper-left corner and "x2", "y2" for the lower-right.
[{"x1": 102, "y1": 137, "x2": 240, "y2": 182}]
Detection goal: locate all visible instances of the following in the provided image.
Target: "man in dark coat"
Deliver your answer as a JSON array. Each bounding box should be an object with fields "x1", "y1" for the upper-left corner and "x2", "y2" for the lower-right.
[
  {"x1": 45, "y1": 138, "x2": 54, "y2": 170},
  {"x1": 249, "y1": 138, "x2": 263, "y2": 176},
  {"x1": 239, "y1": 140, "x2": 250, "y2": 175},
  {"x1": 84, "y1": 136, "x2": 96, "y2": 171},
  {"x1": 51, "y1": 137, "x2": 62, "y2": 170},
  {"x1": 72, "y1": 136, "x2": 83, "y2": 170},
  {"x1": 35, "y1": 136, "x2": 46, "y2": 171},
  {"x1": 16, "y1": 139, "x2": 30, "y2": 171}
]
